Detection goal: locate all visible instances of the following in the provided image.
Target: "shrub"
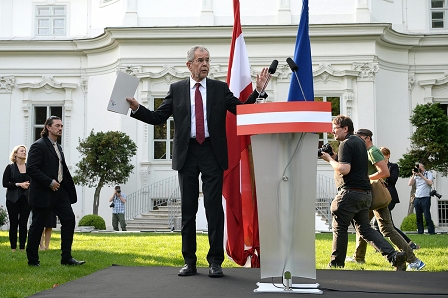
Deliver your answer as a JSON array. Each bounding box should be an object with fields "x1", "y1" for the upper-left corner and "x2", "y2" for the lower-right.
[
  {"x1": 400, "y1": 213, "x2": 429, "y2": 231},
  {"x1": 78, "y1": 214, "x2": 106, "y2": 230},
  {"x1": 0, "y1": 205, "x2": 8, "y2": 227}
]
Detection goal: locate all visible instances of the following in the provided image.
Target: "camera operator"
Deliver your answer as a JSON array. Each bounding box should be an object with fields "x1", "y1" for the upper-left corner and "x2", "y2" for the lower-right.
[
  {"x1": 109, "y1": 185, "x2": 127, "y2": 231},
  {"x1": 408, "y1": 163, "x2": 435, "y2": 234}
]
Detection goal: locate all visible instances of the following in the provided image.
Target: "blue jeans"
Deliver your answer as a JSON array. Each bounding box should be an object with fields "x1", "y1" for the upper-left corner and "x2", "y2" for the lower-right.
[
  {"x1": 414, "y1": 197, "x2": 435, "y2": 234},
  {"x1": 330, "y1": 189, "x2": 396, "y2": 267}
]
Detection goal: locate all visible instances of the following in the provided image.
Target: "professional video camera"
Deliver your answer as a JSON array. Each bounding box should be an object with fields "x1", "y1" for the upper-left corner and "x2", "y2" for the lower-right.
[
  {"x1": 430, "y1": 189, "x2": 443, "y2": 199},
  {"x1": 318, "y1": 143, "x2": 334, "y2": 157}
]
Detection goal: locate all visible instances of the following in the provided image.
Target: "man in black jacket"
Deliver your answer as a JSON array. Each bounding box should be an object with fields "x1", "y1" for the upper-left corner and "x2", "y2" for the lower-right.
[
  {"x1": 127, "y1": 45, "x2": 268, "y2": 277},
  {"x1": 26, "y1": 116, "x2": 85, "y2": 267}
]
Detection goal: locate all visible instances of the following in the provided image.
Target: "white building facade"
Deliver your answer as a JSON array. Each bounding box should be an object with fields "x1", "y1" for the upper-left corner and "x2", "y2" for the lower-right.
[{"x1": 0, "y1": 0, "x2": 447, "y2": 229}]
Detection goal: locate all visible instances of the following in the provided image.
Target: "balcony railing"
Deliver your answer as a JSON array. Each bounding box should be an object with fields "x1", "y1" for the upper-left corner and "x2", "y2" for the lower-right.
[{"x1": 125, "y1": 175, "x2": 179, "y2": 221}]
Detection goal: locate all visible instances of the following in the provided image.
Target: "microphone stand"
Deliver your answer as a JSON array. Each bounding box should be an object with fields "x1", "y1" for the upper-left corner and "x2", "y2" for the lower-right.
[{"x1": 293, "y1": 71, "x2": 307, "y2": 101}]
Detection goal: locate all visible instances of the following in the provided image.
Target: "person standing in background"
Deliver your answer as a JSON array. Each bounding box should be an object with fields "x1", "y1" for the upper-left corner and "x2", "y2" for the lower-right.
[
  {"x1": 40, "y1": 212, "x2": 57, "y2": 250},
  {"x1": 26, "y1": 116, "x2": 85, "y2": 266},
  {"x1": 408, "y1": 162, "x2": 436, "y2": 235},
  {"x1": 109, "y1": 185, "x2": 127, "y2": 231},
  {"x1": 2, "y1": 145, "x2": 31, "y2": 252}
]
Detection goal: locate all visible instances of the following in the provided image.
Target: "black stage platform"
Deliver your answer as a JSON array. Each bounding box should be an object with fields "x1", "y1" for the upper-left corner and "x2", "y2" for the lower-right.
[{"x1": 31, "y1": 265, "x2": 448, "y2": 297}]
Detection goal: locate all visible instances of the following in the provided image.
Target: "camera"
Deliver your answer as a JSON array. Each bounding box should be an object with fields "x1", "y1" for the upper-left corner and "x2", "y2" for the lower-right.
[
  {"x1": 318, "y1": 143, "x2": 334, "y2": 157},
  {"x1": 413, "y1": 162, "x2": 420, "y2": 173},
  {"x1": 110, "y1": 202, "x2": 115, "y2": 208},
  {"x1": 116, "y1": 190, "x2": 121, "y2": 194},
  {"x1": 430, "y1": 189, "x2": 442, "y2": 199}
]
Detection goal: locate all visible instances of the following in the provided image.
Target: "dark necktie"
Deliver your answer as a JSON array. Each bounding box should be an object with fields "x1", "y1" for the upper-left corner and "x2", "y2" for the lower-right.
[
  {"x1": 53, "y1": 143, "x2": 63, "y2": 182},
  {"x1": 195, "y1": 83, "x2": 205, "y2": 144}
]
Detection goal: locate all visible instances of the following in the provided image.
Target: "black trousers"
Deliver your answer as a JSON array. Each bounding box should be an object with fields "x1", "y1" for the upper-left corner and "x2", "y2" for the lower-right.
[
  {"x1": 26, "y1": 186, "x2": 75, "y2": 265},
  {"x1": 178, "y1": 138, "x2": 224, "y2": 266},
  {"x1": 6, "y1": 195, "x2": 31, "y2": 249}
]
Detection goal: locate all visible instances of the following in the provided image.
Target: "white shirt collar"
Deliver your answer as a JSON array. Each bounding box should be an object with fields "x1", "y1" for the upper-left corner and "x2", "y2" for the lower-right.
[{"x1": 190, "y1": 77, "x2": 206, "y2": 89}]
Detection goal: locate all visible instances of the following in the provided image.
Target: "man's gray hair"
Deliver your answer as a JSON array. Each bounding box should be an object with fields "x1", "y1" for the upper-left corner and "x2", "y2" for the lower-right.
[{"x1": 187, "y1": 45, "x2": 209, "y2": 62}]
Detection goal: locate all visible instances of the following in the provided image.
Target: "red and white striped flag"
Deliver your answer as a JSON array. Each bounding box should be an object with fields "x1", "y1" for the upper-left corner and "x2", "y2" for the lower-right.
[{"x1": 223, "y1": 0, "x2": 260, "y2": 268}]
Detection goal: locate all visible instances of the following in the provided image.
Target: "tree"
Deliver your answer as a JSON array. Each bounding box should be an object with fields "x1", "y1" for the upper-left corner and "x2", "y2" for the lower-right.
[
  {"x1": 398, "y1": 103, "x2": 448, "y2": 178},
  {"x1": 73, "y1": 130, "x2": 137, "y2": 214}
]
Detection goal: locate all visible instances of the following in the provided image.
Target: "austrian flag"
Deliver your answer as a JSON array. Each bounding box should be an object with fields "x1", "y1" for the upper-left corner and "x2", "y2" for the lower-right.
[{"x1": 223, "y1": 0, "x2": 260, "y2": 268}]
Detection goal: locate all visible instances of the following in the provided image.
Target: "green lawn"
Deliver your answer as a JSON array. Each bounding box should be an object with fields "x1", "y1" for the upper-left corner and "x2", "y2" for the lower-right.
[{"x1": 0, "y1": 231, "x2": 446, "y2": 298}]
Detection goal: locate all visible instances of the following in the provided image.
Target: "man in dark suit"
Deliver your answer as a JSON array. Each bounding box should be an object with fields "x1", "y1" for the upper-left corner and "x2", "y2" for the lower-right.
[
  {"x1": 26, "y1": 116, "x2": 85, "y2": 266},
  {"x1": 127, "y1": 45, "x2": 268, "y2": 277}
]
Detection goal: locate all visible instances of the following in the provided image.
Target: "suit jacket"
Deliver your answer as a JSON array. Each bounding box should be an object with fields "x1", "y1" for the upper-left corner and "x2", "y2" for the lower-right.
[
  {"x1": 2, "y1": 163, "x2": 30, "y2": 203},
  {"x1": 131, "y1": 78, "x2": 264, "y2": 171},
  {"x1": 385, "y1": 161, "x2": 400, "y2": 203},
  {"x1": 27, "y1": 137, "x2": 77, "y2": 207}
]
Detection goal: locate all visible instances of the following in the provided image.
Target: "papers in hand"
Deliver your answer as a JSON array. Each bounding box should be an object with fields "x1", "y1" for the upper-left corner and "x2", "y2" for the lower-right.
[{"x1": 107, "y1": 72, "x2": 140, "y2": 115}]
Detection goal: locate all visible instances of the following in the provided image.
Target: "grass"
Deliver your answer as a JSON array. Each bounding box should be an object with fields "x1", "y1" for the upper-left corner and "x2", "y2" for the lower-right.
[{"x1": 0, "y1": 231, "x2": 447, "y2": 297}]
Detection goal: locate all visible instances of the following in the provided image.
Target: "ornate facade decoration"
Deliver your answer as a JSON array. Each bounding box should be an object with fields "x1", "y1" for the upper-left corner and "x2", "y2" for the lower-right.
[
  {"x1": 117, "y1": 65, "x2": 142, "y2": 76},
  {"x1": 419, "y1": 74, "x2": 448, "y2": 104},
  {"x1": 80, "y1": 76, "x2": 89, "y2": 94},
  {"x1": 352, "y1": 62, "x2": 379, "y2": 81},
  {"x1": 408, "y1": 74, "x2": 415, "y2": 92},
  {"x1": 17, "y1": 76, "x2": 77, "y2": 155},
  {"x1": 0, "y1": 76, "x2": 15, "y2": 93},
  {"x1": 342, "y1": 91, "x2": 354, "y2": 117}
]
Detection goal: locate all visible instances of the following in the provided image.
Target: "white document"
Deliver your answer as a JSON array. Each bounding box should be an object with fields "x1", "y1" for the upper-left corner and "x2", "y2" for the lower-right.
[{"x1": 107, "y1": 72, "x2": 140, "y2": 115}]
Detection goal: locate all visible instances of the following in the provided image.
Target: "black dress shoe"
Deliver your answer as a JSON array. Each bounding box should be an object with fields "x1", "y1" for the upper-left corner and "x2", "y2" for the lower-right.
[
  {"x1": 178, "y1": 264, "x2": 197, "y2": 276},
  {"x1": 61, "y1": 258, "x2": 86, "y2": 266},
  {"x1": 208, "y1": 263, "x2": 224, "y2": 278}
]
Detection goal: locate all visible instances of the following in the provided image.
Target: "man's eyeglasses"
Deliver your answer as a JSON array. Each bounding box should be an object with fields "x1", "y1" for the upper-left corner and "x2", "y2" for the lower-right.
[
  {"x1": 192, "y1": 58, "x2": 211, "y2": 64},
  {"x1": 332, "y1": 126, "x2": 341, "y2": 132}
]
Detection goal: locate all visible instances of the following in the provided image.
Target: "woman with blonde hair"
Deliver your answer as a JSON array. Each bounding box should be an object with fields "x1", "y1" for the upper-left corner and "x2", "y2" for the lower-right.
[{"x1": 2, "y1": 145, "x2": 31, "y2": 252}]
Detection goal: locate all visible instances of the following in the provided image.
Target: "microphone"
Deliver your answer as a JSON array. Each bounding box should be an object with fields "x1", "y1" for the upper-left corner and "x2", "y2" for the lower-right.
[
  {"x1": 268, "y1": 59, "x2": 279, "y2": 74},
  {"x1": 286, "y1": 57, "x2": 298, "y2": 72},
  {"x1": 260, "y1": 59, "x2": 278, "y2": 94},
  {"x1": 286, "y1": 57, "x2": 307, "y2": 100}
]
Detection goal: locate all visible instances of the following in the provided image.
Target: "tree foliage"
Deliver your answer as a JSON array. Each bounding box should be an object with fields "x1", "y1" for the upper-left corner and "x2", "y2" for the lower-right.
[
  {"x1": 73, "y1": 130, "x2": 137, "y2": 214},
  {"x1": 397, "y1": 103, "x2": 448, "y2": 178}
]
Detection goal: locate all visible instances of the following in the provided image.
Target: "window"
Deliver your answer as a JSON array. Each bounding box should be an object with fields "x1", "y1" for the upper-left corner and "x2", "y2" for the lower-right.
[
  {"x1": 315, "y1": 96, "x2": 340, "y2": 151},
  {"x1": 440, "y1": 103, "x2": 448, "y2": 115},
  {"x1": 431, "y1": 0, "x2": 447, "y2": 29},
  {"x1": 36, "y1": 5, "x2": 66, "y2": 36},
  {"x1": 152, "y1": 98, "x2": 174, "y2": 160},
  {"x1": 438, "y1": 200, "x2": 448, "y2": 227},
  {"x1": 33, "y1": 106, "x2": 63, "y2": 143}
]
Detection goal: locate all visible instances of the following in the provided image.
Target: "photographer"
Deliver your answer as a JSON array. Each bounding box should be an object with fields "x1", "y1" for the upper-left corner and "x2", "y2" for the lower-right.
[
  {"x1": 408, "y1": 163, "x2": 435, "y2": 234},
  {"x1": 109, "y1": 185, "x2": 127, "y2": 231},
  {"x1": 319, "y1": 115, "x2": 406, "y2": 270}
]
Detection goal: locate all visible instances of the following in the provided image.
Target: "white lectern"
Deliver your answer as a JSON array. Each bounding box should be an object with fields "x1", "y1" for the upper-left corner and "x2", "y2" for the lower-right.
[{"x1": 236, "y1": 102, "x2": 332, "y2": 294}]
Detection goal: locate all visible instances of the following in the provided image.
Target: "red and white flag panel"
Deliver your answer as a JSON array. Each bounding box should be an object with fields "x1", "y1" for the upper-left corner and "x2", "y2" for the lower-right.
[{"x1": 223, "y1": 0, "x2": 260, "y2": 268}]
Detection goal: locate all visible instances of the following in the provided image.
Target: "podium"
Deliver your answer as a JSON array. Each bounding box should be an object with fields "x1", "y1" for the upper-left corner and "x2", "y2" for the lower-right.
[{"x1": 236, "y1": 102, "x2": 332, "y2": 294}]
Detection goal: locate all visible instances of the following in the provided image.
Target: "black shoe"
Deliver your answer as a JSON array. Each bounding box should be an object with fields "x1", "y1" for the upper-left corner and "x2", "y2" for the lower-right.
[
  {"x1": 28, "y1": 262, "x2": 40, "y2": 267},
  {"x1": 327, "y1": 262, "x2": 344, "y2": 269},
  {"x1": 208, "y1": 263, "x2": 224, "y2": 278},
  {"x1": 178, "y1": 264, "x2": 197, "y2": 276},
  {"x1": 61, "y1": 258, "x2": 86, "y2": 266},
  {"x1": 393, "y1": 252, "x2": 407, "y2": 271}
]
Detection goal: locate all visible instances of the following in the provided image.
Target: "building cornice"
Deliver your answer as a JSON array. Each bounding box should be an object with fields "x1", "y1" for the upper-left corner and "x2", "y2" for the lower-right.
[{"x1": 0, "y1": 23, "x2": 446, "y2": 53}]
